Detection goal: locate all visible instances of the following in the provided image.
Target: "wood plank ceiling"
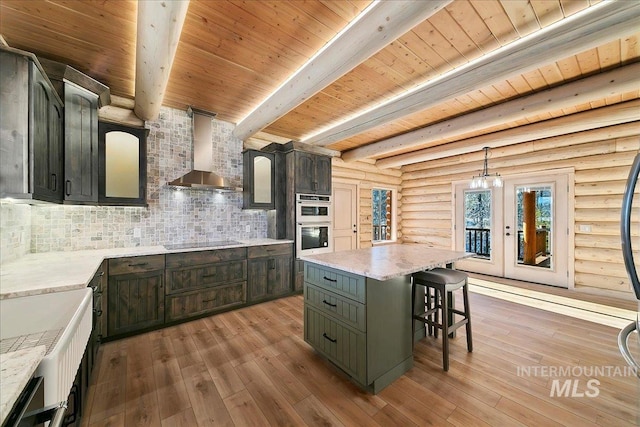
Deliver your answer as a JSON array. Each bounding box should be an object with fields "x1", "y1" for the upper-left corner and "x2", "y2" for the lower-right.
[{"x1": 1, "y1": 0, "x2": 638, "y2": 167}]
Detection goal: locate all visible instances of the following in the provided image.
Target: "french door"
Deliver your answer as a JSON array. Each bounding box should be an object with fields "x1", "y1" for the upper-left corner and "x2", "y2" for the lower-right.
[{"x1": 455, "y1": 172, "x2": 570, "y2": 287}]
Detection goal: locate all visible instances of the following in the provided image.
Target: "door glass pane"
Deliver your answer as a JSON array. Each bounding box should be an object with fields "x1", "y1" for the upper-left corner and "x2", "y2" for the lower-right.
[
  {"x1": 372, "y1": 188, "x2": 392, "y2": 241},
  {"x1": 464, "y1": 190, "x2": 492, "y2": 259},
  {"x1": 253, "y1": 155, "x2": 272, "y2": 204},
  {"x1": 105, "y1": 131, "x2": 140, "y2": 198},
  {"x1": 516, "y1": 185, "x2": 552, "y2": 269}
]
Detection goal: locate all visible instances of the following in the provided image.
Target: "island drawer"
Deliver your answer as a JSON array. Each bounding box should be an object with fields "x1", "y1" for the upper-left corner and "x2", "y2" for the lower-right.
[
  {"x1": 165, "y1": 260, "x2": 247, "y2": 294},
  {"x1": 166, "y1": 281, "x2": 246, "y2": 321},
  {"x1": 304, "y1": 263, "x2": 365, "y2": 303},
  {"x1": 305, "y1": 284, "x2": 366, "y2": 332},
  {"x1": 166, "y1": 247, "x2": 246, "y2": 268},
  {"x1": 304, "y1": 305, "x2": 366, "y2": 385},
  {"x1": 109, "y1": 255, "x2": 165, "y2": 275},
  {"x1": 247, "y1": 243, "x2": 292, "y2": 259}
]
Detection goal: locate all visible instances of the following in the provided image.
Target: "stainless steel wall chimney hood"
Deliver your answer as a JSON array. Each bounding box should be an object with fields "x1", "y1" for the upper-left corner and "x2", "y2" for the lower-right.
[{"x1": 168, "y1": 108, "x2": 240, "y2": 192}]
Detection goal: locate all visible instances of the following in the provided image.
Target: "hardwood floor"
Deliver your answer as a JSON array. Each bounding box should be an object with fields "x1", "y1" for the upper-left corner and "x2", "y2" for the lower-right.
[{"x1": 81, "y1": 290, "x2": 639, "y2": 427}]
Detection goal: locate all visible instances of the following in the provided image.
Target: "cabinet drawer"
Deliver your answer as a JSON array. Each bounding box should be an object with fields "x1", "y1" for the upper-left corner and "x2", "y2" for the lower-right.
[
  {"x1": 166, "y1": 281, "x2": 246, "y2": 322},
  {"x1": 166, "y1": 247, "x2": 246, "y2": 268},
  {"x1": 166, "y1": 260, "x2": 247, "y2": 294},
  {"x1": 247, "y1": 243, "x2": 292, "y2": 259},
  {"x1": 304, "y1": 305, "x2": 366, "y2": 385},
  {"x1": 305, "y1": 284, "x2": 366, "y2": 332},
  {"x1": 304, "y1": 263, "x2": 365, "y2": 303},
  {"x1": 109, "y1": 255, "x2": 165, "y2": 275}
]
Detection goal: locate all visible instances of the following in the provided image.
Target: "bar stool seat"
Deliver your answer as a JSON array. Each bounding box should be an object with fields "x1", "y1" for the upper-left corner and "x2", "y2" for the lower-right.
[{"x1": 411, "y1": 268, "x2": 472, "y2": 371}]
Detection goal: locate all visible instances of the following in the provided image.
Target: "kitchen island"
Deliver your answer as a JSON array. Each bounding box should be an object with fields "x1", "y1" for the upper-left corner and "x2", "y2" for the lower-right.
[{"x1": 299, "y1": 244, "x2": 471, "y2": 394}]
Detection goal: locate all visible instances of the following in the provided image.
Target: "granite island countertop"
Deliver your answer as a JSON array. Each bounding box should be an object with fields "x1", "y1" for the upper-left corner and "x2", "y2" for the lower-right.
[
  {"x1": 299, "y1": 244, "x2": 472, "y2": 281},
  {"x1": 0, "y1": 239, "x2": 293, "y2": 299}
]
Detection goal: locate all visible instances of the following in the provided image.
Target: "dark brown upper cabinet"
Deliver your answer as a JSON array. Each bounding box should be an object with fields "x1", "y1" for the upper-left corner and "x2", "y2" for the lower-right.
[
  {"x1": 243, "y1": 150, "x2": 275, "y2": 209},
  {"x1": 98, "y1": 122, "x2": 147, "y2": 206},
  {"x1": 294, "y1": 151, "x2": 331, "y2": 195},
  {"x1": 64, "y1": 83, "x2": 99, "y2": 203},
  {"x1": 0, "y1": 48, "x2": 64, "y2": 203}
]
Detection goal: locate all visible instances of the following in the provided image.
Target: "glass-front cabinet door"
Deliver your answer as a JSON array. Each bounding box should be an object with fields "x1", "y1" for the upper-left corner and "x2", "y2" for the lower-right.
[
  {"x1": 243, "y1": 150, "x2": 274, "y2": 209},
  {"x1": 98, "y1": 122, "x2": 147, "y2": 206}
]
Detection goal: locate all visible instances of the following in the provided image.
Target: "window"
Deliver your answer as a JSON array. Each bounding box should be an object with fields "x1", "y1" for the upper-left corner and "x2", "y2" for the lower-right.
[{"x1": 372, "y1": 188, "x2": 395, "y2": 242}]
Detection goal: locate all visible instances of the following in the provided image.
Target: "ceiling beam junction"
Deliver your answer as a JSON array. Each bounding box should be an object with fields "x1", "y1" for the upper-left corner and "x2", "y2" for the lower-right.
[
  {"x1": 232, "y1": 0, "x2": 452, "y2": 141},
  {"x1": 365, "y1": 61, "x2": 640, "y2": 167},
  {"x1": 134, "y1": 0, "x2": 190, "y2": 121},
  {"x1": 378, "y1": 100, "x2": 640, "y2": 169},
  {"x1": 304, "y1": 0, "x2": 640, "y2": 154}
]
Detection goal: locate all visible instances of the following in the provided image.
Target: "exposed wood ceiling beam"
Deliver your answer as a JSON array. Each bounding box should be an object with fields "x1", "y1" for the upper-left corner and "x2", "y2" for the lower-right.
[
  {"x1": 232, "y1": 0, "x2": 452, "y2": 141},
  {"x1": 350, "y1": 61, "x2": 640, "y2": 166},
  {"x1": 134, "y1": 0, "x2": 190, "y2": 121},
  {"x1": 377, "y1": 100, "x2": 640, "y2": 169},
  {"x1": 306, "y1": 0, "x2": 640, "y2": 151}
]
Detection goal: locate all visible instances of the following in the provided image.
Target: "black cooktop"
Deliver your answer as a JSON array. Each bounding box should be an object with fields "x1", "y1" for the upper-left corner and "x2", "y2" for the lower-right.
[{"x1": 163, "y1": 240, "x2": 242, "y2": 250}]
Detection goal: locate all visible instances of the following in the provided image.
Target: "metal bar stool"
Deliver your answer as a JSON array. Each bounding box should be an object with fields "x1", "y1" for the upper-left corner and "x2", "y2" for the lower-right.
[{"x1": 411, "y1": 268, "x2": 472, "y2": 371}]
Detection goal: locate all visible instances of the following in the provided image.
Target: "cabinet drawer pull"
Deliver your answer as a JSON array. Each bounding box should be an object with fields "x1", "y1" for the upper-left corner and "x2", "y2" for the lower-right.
[
  {"x1": 322, "y1": 299, "x2": 337, "y2": 307},
  {"x1": 202, "y1": 274, "x2": 217, "y2": 278},
  {"x1": 202, "y1": 298, "x2": 216, "y2": 304},
  {"x1": 128, "y1": 262, "x2": 149, "y2": 267},
  {"x1": 322, "y1": 333, "x2": 337, "y2": 343},
  {"x1": 51, "y1": 174, "x2": 57, "y2": 192},
  {"x1": 65, "y1": 180, "x2": 72, "y2": 196},
  {"x1": 323, "y1": 276, "x2": 337, "y2": 283}
]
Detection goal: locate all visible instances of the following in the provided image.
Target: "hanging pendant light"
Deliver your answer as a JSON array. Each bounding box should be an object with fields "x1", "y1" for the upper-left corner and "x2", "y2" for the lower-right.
[{"x1": 470, "y1": 147, "x2": 502, "y2": 189}]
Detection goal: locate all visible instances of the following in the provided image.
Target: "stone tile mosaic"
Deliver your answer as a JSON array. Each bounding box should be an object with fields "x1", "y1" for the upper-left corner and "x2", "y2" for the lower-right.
[
  {"x1": 0, "y1": 203, "x2": 31, "y2": 264},
  {"x1": 0, "y1": 106, "x2": 268, "y2": 257}
]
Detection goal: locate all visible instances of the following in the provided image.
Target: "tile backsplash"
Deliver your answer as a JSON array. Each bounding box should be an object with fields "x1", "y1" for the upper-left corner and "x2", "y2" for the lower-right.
[{"x1": 1, "y1": 106, "x2": 267, "y2": 263}]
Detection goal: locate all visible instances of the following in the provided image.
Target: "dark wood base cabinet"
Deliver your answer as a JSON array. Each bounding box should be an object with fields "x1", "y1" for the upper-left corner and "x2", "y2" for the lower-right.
[
  {"x1": 107, "y1": 255, "x2": 165, "y2": 338},
  {"x1": 103, "y1": 243, "x2": 294, "y2": 341},
  {"x1": 165, "y1": 247, "x2": 247, "y2": 321},
  {"x1": 248, "y1": 244, "x2": 293, "y2": 302}
]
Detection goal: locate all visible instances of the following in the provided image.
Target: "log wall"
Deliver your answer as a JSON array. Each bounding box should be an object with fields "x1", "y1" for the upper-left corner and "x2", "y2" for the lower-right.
[
  {"x1": 399, "y1": 123, "x2": 640, "y2": 297},
  {"x1": 332, "y1": 158, "x2": 402, "y2": 249}
]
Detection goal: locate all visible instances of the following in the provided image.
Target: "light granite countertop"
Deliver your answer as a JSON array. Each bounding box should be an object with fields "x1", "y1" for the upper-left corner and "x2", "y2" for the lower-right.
[
  {"x1": 0, "y1": 346, "x2": 46, "y2": 425},
  {"x1": 0, "y1": 239, "x2": 293, "y2": 299},
  {"x1": 299, "y1": 244, "x2": 472, "y2": 281}
]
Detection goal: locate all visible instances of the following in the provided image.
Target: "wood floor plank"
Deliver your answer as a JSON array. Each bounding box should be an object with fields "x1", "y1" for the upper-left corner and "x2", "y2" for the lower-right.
[
  {"x1": 235, "y1": 359, "x2": 308, "y2": 426},
  {"x1": 88, "y1": 412, "x2": 125, "y2": 427},
  {"x1": 124, "y1": 392, "x2": 161, "y2": 427},
  {"x1": 89, "y1": 379, "x2": 126, "y2": 424},
  {"x1": 171, "y1": 323, "x2": 204, "y2": 369},
  {"x1": 494, "y1": 396, "x2": 565, "y2": 427},
  {"x1": 181, "y1": 363, "x2": 234, "y2": 426},
  {"x1": 207, "y1": 361, "x2": 245, "y2": 399},
  {"x1": 371, "y1": 403, "x2": 421, "y2": 427},
  {"x1": 253, "y1": 352, "x2": 311, "y2": 405},
  {"x1": 294, "y1": 394, "x2": 347, "y2": 427},
  {"x1": 223, "y1": 389, "x2": 271, "y2": 426},
  {"x1": 82, "y1": 288, "x2": 639, "y2": 427},
  {"x1": 277, "y1": 349, "x2": 384, "y2": 427},
  {"x1": 160, "y1": 408, "x2": 198, "y2": 427},
  {"x1": 446, "y1": 407, "x2": 492, "y2": 427},
  {"x1": 153, "y1": 358, "x2": 191, "y2": 421},
  {"x1": 378, "y1": 376, "x2": 455, "y2": 423},
  {"x1": 124, "y1": 366, "x2": 156, "y2": 403}
]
